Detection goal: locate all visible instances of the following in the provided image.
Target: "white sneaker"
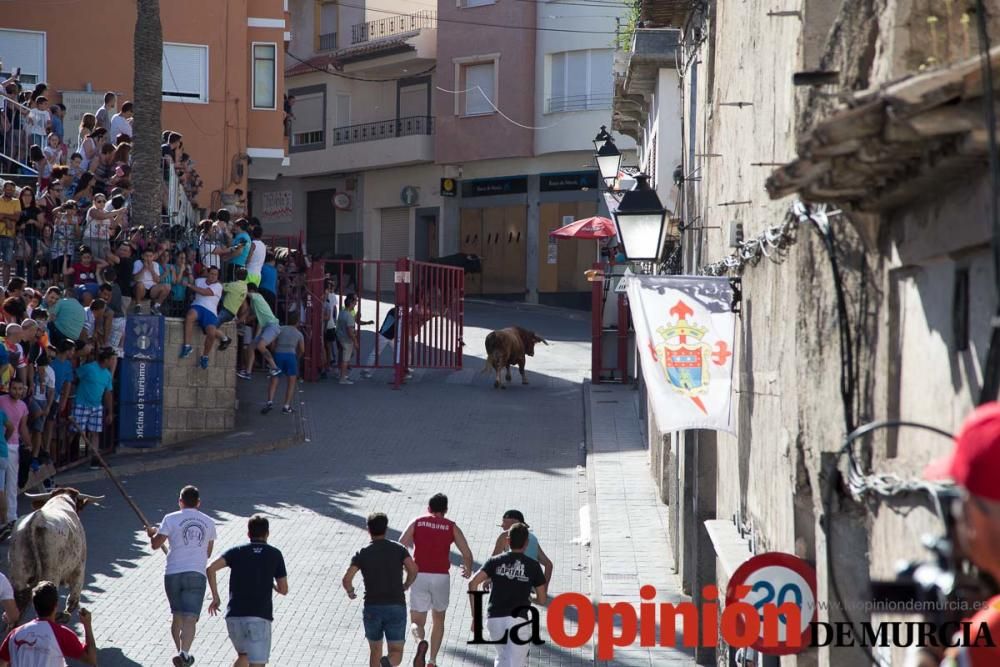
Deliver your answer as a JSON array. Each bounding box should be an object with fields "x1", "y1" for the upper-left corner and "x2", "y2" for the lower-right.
[
  {"x1": 410, "y1": 622, "x2": 421, "y2": 642},
  {"x1": 339, "y1": 378, "x2": 354, "y2": 385},
  {"x1": 360, "y1": 370, "x2": 373, "y2": 379}
]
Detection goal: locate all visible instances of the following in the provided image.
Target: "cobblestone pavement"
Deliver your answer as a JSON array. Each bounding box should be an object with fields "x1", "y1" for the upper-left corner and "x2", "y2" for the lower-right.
[{"x1": 16, "y1": 302, "x2": 599, "y2": 666}]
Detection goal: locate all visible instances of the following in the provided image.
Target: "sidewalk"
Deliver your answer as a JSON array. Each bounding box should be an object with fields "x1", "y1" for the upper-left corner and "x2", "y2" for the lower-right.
[
  {"x1": 586, "y1": 383, "x2": 695, "y2": 667},
  {"x1": 59, "y1": 375, "x2": 304, "y2": 485}
]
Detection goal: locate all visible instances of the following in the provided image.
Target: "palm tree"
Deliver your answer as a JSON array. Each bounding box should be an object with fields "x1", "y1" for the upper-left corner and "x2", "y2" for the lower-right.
[{"x1": 131, "y1": 0, "x2": 163, "y2": 230}]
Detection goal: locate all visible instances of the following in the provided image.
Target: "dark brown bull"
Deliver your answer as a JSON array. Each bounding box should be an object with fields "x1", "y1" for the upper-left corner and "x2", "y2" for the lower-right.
[
  {"x1": 9, "y1": 488, "x2": 103, "y2": 623},
  {"x1": 484, "y1": 327, "x2": 548, "y2": 389}
]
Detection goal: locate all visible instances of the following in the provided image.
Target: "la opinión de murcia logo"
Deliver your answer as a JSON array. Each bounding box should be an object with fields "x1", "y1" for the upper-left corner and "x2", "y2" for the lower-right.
[{"x1": 466, "y1": 586, "x2": 997, "y2": 660}]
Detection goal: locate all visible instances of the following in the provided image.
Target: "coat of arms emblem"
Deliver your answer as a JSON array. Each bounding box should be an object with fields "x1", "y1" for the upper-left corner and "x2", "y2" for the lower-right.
[{"x1": 650, "y1": 300, "x2": 733, "y2": 414}]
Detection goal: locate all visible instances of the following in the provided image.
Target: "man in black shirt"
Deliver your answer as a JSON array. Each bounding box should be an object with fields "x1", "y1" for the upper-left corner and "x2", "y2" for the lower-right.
[
  {"x1": 207, "y1": 515, "x2": 288, "y2": 667},
  {"x1": 342, "y1": 512, "x2": 419, "y2": 667},
  {"x1": 468, "y1": 523, "x2": 547, "y2": 667}
]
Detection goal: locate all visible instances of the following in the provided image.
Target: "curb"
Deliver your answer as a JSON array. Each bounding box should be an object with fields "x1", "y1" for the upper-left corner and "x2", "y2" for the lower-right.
[
  {"x1": 582, "y1": 380, "x2": 602, "y2": 665},
  {"x1": 57, "y1": 432, "x2": 306, "y2": 486}
]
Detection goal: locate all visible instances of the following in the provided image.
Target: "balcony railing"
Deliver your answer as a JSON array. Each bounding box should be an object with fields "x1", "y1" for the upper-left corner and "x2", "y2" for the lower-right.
[
  {"x1": 319, "y1": 32, "x2": 338, "y2": 51},
  {"x1": 351, "y1": 10, "x2": 436, "y2": 45},
  {"x1": 547, "y1": 93, "x2": 613, "y2": 114},
  {"x1": 332, "y1": 115, "x2": 434, "y2": 145}
]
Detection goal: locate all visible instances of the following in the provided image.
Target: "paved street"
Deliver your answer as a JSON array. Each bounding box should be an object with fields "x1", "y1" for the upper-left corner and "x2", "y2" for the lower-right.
[
  {"x1": 26, "y1": 302, "x2": 598, "y2": 666},
  {"x1": 0, "y1": 300, "x2": 694, "y2": 666}
]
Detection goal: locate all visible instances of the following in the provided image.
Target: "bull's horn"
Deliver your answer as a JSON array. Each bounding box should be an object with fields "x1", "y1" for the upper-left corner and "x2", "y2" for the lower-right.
[
  {"x1": 77, "y1": 494, "x2": 106, "y2": 501},
  {"x1": 23, "y1": 492, "x2": 53, "y2": 499}
]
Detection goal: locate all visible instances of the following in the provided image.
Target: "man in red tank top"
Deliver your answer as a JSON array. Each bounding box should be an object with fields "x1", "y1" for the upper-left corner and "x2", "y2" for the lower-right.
[{"x1": 400, "y1": 493, "x2": 474, "y2": 667}]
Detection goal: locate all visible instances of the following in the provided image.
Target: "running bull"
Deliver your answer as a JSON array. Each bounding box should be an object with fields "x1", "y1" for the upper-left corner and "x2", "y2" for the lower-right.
[
  {"x1": 484, "y1": 327, "x2": 548, "y2": 389},
  {"x1": 8, "y1": 488, "x2": 103, "y2": 622}
]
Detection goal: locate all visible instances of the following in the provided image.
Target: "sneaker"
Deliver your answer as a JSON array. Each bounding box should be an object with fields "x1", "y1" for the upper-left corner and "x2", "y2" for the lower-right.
[
  {"x1": 185, "y1": 654, "x2": 195, "y2": 667},
  {"x1": 261, "y1": 402, "x2": 273, "y2": 415},
  {"x1": 179, "y1": 344, "x2": 193, "y2": 359},
  {"x1": 281, "y1": 406, "x2": 295, "y2": 414},
  {"x1": 199, "y1": 356, "x2": 209, "y2": 370},
  {"x1": 172, "y1": 654, "x2": 185, "y2": 667},
  {"x1": 339, "y1": 378, "x2": 354, "y2": 385},
  {"x1": 268, "y1": 366, "x2": 282, "y2": 377},
  {"x1": 151, "y1": 303, "x2": 162, "y2": 315},
  {"x1": 130, "y1": 304, "x2": 142, "y2": 315},
  {"x1": 410, "y1": 622, "x2": 422, "y2": 643},
  {"x1": 237, "y1": 370, "x2": 252, "y2": 380},
  {"x1": 360, "y1": 370, "x2": 373, "y2": 379},
  {"x1": 413, "y1": 640, "x2": 429, "y2": 667},
  {"x1": 218, "y1": 336, "x2": 232, "y2": 352}
]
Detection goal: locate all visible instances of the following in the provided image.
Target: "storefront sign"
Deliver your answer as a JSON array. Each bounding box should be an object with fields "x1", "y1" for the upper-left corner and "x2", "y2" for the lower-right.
[
  {"x1": 540, "y1": 171, "x2": 600, "y2": 192},
  {"x1": 440, "y1": 178, "x2": 457, "y2": 198},
  {"x1": 626, "y1": 275, "x2": 736, "y2": 432},
  {"x1": 119, "y1": 316, "x2": 165, "y2": 448},
  {"x1": 461, "y1": 176, "x2": 528, "y2": 198},
  {"x1": 261, "y1": 190, "x2": 294, "y2": 224}
]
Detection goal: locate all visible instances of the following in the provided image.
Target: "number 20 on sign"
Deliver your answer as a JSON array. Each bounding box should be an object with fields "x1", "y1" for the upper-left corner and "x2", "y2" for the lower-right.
[{"x1": 724, "y1": 552, "x2": 818, "y2": 655}]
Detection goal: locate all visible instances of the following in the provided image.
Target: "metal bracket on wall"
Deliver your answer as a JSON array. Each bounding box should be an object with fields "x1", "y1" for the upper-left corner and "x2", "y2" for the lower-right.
[{"x1": 729, "y1": 277, "x2": 743, "y2": 314}]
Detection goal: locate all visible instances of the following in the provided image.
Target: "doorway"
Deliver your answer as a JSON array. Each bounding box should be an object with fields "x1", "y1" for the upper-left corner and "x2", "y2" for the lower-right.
[
  {"x1": 414, "y1": 208, "x2": 439, "y2": 261},
  {"x1": 306, "y1": 189, "x2": 337, "y2": 257}
]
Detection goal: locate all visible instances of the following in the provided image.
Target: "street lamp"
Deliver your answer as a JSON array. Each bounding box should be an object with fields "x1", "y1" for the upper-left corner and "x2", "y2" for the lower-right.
[
  {"x1": 595, "y1": 139, "x2": 623, "y2": 188},
  {"x1": 593, "y1": 125, "x2": 613, "y2": 152},
  {"x1": 611, "y1": 174, "x2": 668, "y2": 261}
]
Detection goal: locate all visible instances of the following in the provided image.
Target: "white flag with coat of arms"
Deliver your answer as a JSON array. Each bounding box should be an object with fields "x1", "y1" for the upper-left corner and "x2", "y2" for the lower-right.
[{"x1": 625, "y1": 275, "x2": 736, "y2": 433}]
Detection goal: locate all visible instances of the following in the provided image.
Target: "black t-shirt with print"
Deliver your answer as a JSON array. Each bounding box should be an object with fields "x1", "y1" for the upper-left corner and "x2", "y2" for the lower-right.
[
  {"x1": 222, "y1": 541, "x2": 287, "y2": 621},
  {"x1": 482, "y1": 552, "x2": 545, "y2": 619},
  {"x1": 350, "y1": 539, "x2": 409, "y2": 606}
]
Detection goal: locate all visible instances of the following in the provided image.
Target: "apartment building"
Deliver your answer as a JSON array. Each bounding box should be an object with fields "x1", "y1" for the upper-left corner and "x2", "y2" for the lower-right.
[
  {"x1": 0, "y1": 0, "x2": 289, "y2": 208},
  {"x1": 257, "y1": 0, "x2": 632, "y2": 304}
]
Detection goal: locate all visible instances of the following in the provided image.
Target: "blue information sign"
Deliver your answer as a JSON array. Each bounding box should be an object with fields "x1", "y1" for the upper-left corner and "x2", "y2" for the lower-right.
[{"x1": 119, "y1": 316, "x2": 165, "y2": 448}]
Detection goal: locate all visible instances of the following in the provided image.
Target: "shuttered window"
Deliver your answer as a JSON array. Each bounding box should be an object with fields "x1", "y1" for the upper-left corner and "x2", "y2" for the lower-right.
[
  {"x1": 0, "y1": 30, "x2": 46, "y2": 85},
  {"x1": 463, "y1": 62, "x2": 495, "y2": 117},
  {"x1": 291, "y1": 91, "x2": 325, "y2": 148},
  {"x1": 162, "y1": 43, "x2": 209, "y2": 103},
  {"x1": 548, "y1": 49, "x2": 613, "y2": 113}
]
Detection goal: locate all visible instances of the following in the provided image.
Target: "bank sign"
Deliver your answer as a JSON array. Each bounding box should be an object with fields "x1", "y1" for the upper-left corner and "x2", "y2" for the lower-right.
[{"x1": 119, "y1": 316, "x2": 165, "y2": 447}]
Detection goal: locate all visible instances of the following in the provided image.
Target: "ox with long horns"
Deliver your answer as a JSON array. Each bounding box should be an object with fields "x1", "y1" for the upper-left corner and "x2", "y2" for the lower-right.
[{"x1": 8, "y1": 488, "x2": 103, "y2": 622}]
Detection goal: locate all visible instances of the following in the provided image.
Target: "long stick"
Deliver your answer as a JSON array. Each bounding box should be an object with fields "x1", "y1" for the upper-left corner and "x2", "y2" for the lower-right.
[{"x1": 68, "y1": 416, "x2": 167, "y2": 554}]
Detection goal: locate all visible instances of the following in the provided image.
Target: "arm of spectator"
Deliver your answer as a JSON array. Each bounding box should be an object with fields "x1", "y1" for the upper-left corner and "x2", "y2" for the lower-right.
[
  {"x1": 402, "y1": 556, "x2": 418, "y2": 591},
  {"x1": 454, "y1": 525, "x2": 475, "y2": 579},
  {"x1": 399, "y1": 519, "x2": 416, "y2": 550},
  {"x1": 1, "y1": 598, "x2": 18, "y2": 627},
  {"x1": 4, "y1": 420, "x2": 13, "y2": 442},
  {"x1": 189, "y1": 283, "x2": 214, "y2": 297},
  {"x1": 537, "y1": 545, "x2": 554, "y2": 584},
  {"x1": 342, "y1": 565, "x2": 359, "y2": 599},
  {"x1": 275, "y1": 577, "x2": 289, "y2": 596},
  {"x1": 206, "y1": 556, "x2": 228, "y2": 615}
]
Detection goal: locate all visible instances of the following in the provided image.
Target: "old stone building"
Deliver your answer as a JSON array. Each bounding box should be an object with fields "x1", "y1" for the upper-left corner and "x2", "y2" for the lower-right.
[{"x1": 617, "y1": 1, "x2": 1000, "y2": 665}]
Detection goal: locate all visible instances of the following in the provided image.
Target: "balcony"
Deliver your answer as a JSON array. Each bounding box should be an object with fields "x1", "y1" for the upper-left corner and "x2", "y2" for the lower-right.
[
  {"x1": 351, "y1": 10, "x2": 436, "y2": 45},
  {"x1": 319, "y1": 32, "x2": 337, "y2": 51},
  {"x1": 283, "y1": 115, "x2": 435, "y2": 176},
  {"x1": 332, "y1": 115, "x2": 433, "y2": 145},
  {"x1": 546, "y1": 93, "x2": 613, "y2": 114}
]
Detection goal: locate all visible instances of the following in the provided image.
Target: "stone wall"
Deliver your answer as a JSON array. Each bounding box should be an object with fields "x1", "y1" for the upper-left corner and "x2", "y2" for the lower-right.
[{"x1": 160, "y1": 318, "x2": 237, "y2": 446}]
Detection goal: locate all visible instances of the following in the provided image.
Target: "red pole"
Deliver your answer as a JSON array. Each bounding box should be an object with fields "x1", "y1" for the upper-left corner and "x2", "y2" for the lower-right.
[
  {"x1": 393, "y1": 258, "x2": 409, "y2": 389},
  {"x1": 617, "y1": 292, "x2": 629, "y2": 383},
  {"x1": 304, "y1": 259, "x2": 326, "y2": 382},
  {"x1": 591, "y1": 262, "x2": 602, "y2": 385}
]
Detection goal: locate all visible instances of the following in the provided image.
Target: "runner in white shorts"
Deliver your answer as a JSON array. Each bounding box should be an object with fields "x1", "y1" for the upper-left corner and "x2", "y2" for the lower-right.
[{"x1": 400, "y1": 493, "x2": 474, "y2": 667}]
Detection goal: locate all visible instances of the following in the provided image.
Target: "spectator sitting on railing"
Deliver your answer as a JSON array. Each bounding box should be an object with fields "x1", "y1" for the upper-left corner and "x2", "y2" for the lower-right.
[
  {"x1": 65, "y1": 246, "x2": 107, "y2": 301},
  {"x1": 180, "y1": 264, "x2": 232, "y2": 369},
  {"x1": 44, "y1": 286, "x2": 85, "y2": 348},
  {"x1": 218, "y1": 266, "x2": 248, "y2": 328}
]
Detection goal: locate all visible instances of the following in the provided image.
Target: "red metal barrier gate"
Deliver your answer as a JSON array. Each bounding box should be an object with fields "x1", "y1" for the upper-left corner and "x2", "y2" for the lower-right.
[{"x1": 289, "y1": 256, "x2": 464, "y2": 386}]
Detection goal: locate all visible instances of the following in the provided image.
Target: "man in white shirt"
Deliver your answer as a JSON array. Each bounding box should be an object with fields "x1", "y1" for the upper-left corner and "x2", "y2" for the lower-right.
[
  {"x1": 245, "y1": 225, "x2": 267, "y2": 286},
  {"x1": 147, "y1": 485, "x2": 217, "y2": 667},
  {"x1": 132, "y1": 248, "x2": 171, "y2": 314},
  {"x1": 179, "y1": 265, "x2": 232, "y2": 369},
  {"x1": 109, "y1": 101, "x2": 133, "y2": 141}
]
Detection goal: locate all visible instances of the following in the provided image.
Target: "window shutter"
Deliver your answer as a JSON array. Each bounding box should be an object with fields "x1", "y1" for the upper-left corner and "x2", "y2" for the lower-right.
[
  {"x1": 0, "y1": 30, "x2": 45, "y2": 83},
  {"x1": 566, "y1": 51, "x2": 588, "y2": 111},
  {"x1": 550, "y1": 53, "x2": 566, "y2": 112},
  {"x1": 163, "y1": 44, "x2": 207, "y2": 101},
  {"x1": 589, "y1": 49, "x2": 613, "y2": 109},
  {"x1": 294, "y1": 92, "x2": 325, "y2": 133},
  {"x1": 464, "y1": 63, "x2": 494, "y2": 116}
]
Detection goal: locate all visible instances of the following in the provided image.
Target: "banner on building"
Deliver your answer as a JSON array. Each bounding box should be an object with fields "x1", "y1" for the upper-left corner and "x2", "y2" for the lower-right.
[
  {"x1": 261, "y1": 190, "x2": 293, "y2": 224},
  {"x1": 119, "y1": 316, "x2": 165, "y2": 448},
  {"x1": 625, "y1": 275, "x2": 736, "y2": 433}
]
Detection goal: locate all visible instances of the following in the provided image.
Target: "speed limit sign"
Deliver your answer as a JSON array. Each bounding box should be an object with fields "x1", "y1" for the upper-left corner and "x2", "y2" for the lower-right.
[{"x1": 725, "y1": 552, "x2": 817, "y2": 655}]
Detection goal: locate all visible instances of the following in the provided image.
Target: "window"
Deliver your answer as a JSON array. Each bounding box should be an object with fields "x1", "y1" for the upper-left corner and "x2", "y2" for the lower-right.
[
  {"x1": 290, "y1": 87, "x2": 326, "y2": 151},
  {"x1": 162, "y1": 43, "x2": 209, "y2": 103},
  {"x1": 463, "y1": 62, "x2": 495, "y2": 116},
  {"x1": 253, "y1": 43, "x2": 277, "y2": 110},
  {"x1": 0, "y1": 29, "x2": 46, "y2": 85},
  {"x1": 318, "y1": 2, "x2": 338, "y2": 51},
  {"x1": 462, "y1": 0, "x2": 496, "y2": 7},
  {"x1": 548, "y1": 49, "x2": 613, "y2": 113}
]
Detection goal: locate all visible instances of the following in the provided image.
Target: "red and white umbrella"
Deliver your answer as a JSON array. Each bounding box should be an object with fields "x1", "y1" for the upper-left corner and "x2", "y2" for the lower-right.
[{"x1": 548, "y1": 216, "x2": 617, "y2": 240}]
